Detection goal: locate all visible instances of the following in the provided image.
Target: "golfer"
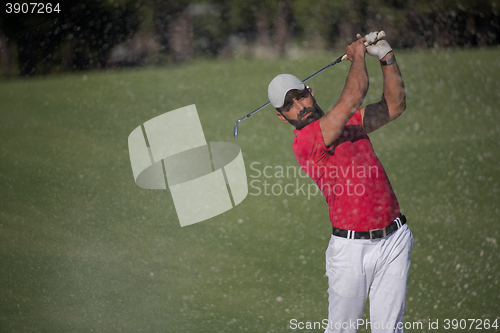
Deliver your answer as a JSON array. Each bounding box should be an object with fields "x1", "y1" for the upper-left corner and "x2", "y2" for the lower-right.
[{"x1": 268, "y1": 32, "x2": 413, "y2": 332}]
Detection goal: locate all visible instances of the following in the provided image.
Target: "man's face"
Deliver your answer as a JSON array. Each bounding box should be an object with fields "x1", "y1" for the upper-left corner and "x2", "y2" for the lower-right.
[{"x1": 278, "y1": 88, "x2": 324, "y2": 130}]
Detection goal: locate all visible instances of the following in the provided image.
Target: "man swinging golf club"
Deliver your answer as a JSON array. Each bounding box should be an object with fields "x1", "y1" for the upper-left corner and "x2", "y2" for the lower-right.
[{"x1": 268, "y1": 32, "x2": 413, "y2": 332}]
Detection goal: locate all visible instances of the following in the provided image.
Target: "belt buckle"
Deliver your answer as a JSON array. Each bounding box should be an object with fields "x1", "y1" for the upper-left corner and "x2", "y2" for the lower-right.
[{"x1": 369, "y1": 227, "x2": 386, "y2": 241}]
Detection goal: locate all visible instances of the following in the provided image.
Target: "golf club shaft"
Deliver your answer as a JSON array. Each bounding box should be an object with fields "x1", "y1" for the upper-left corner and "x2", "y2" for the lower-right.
[{"x1": 233, "y1": 31, "x2": 385, "y2": 139}]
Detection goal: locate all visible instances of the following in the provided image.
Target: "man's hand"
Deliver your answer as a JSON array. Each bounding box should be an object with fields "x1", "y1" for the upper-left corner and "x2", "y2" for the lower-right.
[
  {"x1": 345, "y1": 38, "x2": 367, "y2": 62},
  {"x1": 357, "y1": 31, "x2": 392, "y2": 60}
]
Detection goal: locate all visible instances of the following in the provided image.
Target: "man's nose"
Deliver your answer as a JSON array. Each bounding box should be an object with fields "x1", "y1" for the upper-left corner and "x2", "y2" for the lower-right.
[{"x1": 293, "y1": 98, "x2": 305, "y2": 109}]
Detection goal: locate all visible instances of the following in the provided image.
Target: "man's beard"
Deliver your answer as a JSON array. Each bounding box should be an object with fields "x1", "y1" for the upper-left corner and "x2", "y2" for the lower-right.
[{"x1": 287, "y1": 102, "x2": 324, "y2": 130}]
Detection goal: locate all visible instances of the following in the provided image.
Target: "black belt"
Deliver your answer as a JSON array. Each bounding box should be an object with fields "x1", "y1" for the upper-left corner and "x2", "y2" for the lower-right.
[{"x1": 332, "y1": 214, "x2": 407, "y2": 241}]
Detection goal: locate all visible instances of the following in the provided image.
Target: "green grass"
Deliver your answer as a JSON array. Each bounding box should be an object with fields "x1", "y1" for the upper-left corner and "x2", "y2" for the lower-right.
[{"x1": 1, "y1": 47, "x2": 499, "y2": 332}]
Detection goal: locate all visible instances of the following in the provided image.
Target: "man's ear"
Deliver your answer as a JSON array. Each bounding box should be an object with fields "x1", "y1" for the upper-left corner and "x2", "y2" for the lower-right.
[
  {"x1": 276, "y1": 111, "x2": 289, "y2": 123},
  {"x1": 308, "y1": 87, "x2": 315, "y2": 98}
]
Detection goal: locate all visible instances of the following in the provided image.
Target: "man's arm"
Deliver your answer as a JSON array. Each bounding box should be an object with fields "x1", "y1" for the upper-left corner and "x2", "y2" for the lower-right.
[
  {"x1": 319, "y1": 39, "x2": 369, "y2": 147},
  {"x1": 360, "y1": 38, "x2": 406, "y2": 134}
]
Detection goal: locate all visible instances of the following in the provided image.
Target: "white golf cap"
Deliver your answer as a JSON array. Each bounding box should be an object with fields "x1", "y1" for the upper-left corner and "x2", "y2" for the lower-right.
[{"x1": 268, "y1": 74, "x2": 305, "y2": 108}]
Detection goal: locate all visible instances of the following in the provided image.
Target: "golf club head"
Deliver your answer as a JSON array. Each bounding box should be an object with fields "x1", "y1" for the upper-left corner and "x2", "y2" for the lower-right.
[{"x1": 233, "y1": 121, "x2": 239, "y2": 139}]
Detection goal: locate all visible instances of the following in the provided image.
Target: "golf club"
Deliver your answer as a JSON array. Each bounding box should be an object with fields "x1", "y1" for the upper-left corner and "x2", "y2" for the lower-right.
[{"x1": 233, "y1": 31, "x2": 386, "y2": 139}]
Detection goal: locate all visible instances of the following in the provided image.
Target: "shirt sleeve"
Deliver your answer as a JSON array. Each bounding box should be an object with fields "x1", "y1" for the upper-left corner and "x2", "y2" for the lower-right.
[
  {"x1": 314, "y1": 109, "x2": 362, "y2": 152},
  {"x1": 293, "y1": 109, "x2": 363, "y2": 161},
  {"x1": 347, "y1": 109, "x2": 362, "y2": 126},
  {"x1": 312, "y1": 120, "x2": 335, "y2": 152}
]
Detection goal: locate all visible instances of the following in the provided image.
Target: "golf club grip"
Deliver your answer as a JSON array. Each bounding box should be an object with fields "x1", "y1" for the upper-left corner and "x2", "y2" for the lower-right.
[
  {"x1": 340, "y1": 30, "x2": 385, "y2": 62},
  {"x1": 366, "y1": 31, "x2": 386, "y2": 46}
]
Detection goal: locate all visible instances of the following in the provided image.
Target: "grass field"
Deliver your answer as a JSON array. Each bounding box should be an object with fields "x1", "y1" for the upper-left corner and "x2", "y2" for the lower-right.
[{"x1": 1, "y1": 47, "x2": 499, "y2": 332}]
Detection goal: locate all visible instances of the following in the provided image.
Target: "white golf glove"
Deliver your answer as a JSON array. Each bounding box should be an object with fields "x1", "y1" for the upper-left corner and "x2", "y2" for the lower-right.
[{"x1": 357, "y1": 31, "x2": 392, "y2": 60}]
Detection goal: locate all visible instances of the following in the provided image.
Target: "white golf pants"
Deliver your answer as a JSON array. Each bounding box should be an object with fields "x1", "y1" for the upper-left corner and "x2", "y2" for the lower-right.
[{"x1": 324, "y1": 224, "x2": 413, "y2": 333}]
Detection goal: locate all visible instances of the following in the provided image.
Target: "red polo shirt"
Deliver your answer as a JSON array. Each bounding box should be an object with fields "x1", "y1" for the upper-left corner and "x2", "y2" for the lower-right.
[{"x1": 292, "y1": 110, "x2": 399, "y2": 231}]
